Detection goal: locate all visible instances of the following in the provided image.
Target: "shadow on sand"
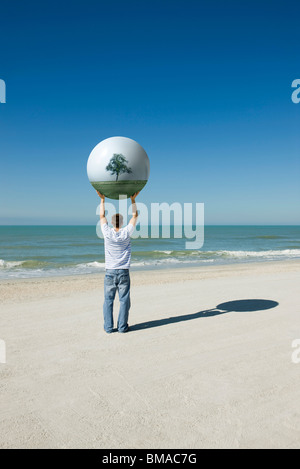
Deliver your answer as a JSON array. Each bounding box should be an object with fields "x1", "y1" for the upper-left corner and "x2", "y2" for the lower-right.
[{"x1": 129, "y1": 299, "x2": 279, "y2": 332}]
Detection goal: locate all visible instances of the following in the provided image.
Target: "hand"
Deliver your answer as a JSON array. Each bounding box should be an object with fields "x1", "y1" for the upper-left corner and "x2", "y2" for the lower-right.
[
  {"x1": 130, "y1": 191, "x2": 140, "y2": 202},
  {"x1": 97, "y1": 191, "x2": 105, "y2": 201}
]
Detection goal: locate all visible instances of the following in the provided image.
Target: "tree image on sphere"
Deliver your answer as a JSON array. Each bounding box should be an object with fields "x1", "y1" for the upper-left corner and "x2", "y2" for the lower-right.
[{"x1": 106, "y1": 153, "x2": 132, "y2": 181}]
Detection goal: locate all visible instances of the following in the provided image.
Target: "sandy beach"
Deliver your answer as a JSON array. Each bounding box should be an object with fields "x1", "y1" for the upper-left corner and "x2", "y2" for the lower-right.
[{"x1": 0, "y1": 260, "x2": 300, "y2": 449}]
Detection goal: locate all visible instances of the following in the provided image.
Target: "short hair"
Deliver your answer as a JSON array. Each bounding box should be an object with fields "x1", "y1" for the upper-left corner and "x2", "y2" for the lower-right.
[{"x1": 111, "y1": 213, "x2": 123, "y2": 228}]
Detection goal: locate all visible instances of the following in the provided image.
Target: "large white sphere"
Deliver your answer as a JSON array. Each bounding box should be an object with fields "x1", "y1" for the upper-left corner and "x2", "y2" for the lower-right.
[{"x1": 87, "y1": 136, "x2": 150, "y2": 199}]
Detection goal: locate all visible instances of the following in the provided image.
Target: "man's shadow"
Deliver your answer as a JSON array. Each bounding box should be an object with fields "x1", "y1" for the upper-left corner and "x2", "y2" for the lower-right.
[{"x1": 129, "y1": 299, "x2": 279, "y2": 332}]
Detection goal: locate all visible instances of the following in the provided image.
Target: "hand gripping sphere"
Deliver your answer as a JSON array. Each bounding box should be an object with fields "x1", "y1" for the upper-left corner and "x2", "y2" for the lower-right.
[{"x1": 87, "y1": 136, "x2": 150, "y2": 199}]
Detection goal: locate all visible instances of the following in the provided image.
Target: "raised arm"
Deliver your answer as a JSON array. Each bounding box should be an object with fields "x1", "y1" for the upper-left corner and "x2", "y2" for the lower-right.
[
  {"x1": 97, "y1": 191, "x2": 107, "y2": 225},
  {"x1": 129, "y1": 191, "x2": 140, "y2": 227}
]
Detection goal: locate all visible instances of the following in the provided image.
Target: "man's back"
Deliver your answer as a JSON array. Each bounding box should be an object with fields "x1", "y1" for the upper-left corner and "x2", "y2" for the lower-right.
[
  {"x1": 97, "y1": 191, "x2": 139, "y2": 334},
  {"x1": 101, "y1": 223, "x2": 134, "y2": 270}
]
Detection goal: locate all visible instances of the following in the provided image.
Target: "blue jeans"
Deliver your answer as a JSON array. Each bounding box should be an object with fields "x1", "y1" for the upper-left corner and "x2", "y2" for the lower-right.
[{"x1": 103, "y1": 269, "x2": 131, "y2": 333}]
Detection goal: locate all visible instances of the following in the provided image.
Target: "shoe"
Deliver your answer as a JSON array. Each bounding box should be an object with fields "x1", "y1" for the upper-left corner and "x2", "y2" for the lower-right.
[{"x1": 118, "y1": 326, "x2": 129, "y2": 333}]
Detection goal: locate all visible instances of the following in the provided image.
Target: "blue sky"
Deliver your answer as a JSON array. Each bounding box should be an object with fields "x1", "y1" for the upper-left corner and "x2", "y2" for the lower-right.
[{"x1": 0, "y1": 0, "x2": 299, "y2": 225}]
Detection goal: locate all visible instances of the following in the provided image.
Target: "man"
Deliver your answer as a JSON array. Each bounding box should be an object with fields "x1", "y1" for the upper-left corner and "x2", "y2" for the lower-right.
[{"x1": 97, "y1": 190, "x2": 139, "y2": 334}]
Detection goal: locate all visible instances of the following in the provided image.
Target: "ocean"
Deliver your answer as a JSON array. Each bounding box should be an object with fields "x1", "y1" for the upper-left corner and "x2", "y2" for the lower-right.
[{"x1": 0, "y1": 225, "x2": 299, "y2": 279}]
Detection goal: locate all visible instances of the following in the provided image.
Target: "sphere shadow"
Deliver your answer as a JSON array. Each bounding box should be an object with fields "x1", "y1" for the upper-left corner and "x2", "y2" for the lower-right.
[
  {"x1": 216, "y1": 299, "x2": 278, "y2": 312},
  {"x1": 129, "y1": 299, "x2": 279, "y2": 332}
]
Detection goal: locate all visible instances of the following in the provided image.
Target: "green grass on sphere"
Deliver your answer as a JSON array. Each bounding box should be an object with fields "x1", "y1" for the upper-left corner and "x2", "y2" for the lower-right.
[{"x1": 91, "y1": 180, "x2": 147, "y2": 199}]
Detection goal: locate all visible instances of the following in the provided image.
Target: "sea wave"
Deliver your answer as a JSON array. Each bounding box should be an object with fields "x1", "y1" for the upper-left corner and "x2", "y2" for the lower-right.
[
  {"x1": 0, "y1": 259, "x2": 24, "y2": 268},
  {"x1": 73, "y1": 261, "x2": 105, "y2": 270},
  {"x1": 0, "y1": 259, "x2": 54, "y2": 269},
  {"x1": 0, "y1": 248, "x2": 299, "y2": 279},
  {"x1": 218, "y1": 249, "x2": 300, "y2": 258},
  {"x1": 252, "y1": 235, "x2": 287, "y2": 240},
  {"x1": 134, "y1": 248, "x2": 300, "y2": 260}
]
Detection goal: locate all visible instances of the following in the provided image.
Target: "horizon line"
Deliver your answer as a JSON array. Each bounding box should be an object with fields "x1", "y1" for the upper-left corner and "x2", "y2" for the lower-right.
[{"x1": 0, "y1": 224, "x2": 299, "y2": 227}]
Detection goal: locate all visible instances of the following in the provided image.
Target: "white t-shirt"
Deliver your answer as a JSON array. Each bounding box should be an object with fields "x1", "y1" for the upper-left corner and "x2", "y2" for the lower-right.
[{"x1": 101, "y1": 223, "x2": 135, "y2": 269}]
